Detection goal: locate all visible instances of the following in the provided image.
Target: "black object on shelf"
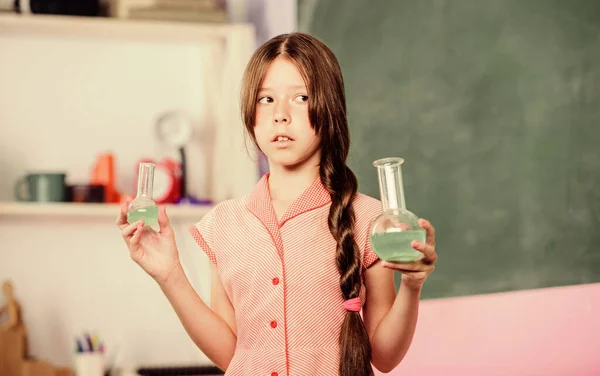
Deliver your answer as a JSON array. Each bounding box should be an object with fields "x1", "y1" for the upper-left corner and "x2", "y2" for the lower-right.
[{"x1": 14, "y1": 0, "x2": 102, "y2": 16}]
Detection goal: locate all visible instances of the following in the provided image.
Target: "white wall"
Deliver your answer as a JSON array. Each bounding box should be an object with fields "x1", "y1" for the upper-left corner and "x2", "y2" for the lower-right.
[
  {"x1": 0, "y1": 0, "x2": 297, "y2": 370},
  {"x1": 247, "y1": 0, "x2": 297, "y2": 44},
  {"x1": 0, "y1": 34, "x2": 212, "y2": 202}
]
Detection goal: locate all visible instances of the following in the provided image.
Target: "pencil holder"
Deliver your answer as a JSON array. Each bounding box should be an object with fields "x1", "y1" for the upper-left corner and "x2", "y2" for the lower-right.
[{"x1": 73, "y1": 352, "x2": 105, "y2": 376}]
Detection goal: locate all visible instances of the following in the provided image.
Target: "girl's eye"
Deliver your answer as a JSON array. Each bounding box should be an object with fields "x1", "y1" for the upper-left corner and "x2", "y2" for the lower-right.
[
  {"x1": 294, "y1": 95, "x2": 309, "y2": 103},
  {"x1": 258, "y1": 96, "x2": 273, "y2": 104}
]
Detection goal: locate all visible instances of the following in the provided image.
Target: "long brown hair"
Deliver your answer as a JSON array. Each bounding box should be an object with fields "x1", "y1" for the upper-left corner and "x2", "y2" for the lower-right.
[{"x1": 240, "y1": 32, "x2": 373, "y2": 376}]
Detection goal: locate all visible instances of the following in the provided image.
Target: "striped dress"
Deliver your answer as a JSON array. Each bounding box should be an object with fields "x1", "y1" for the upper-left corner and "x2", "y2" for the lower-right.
[{"x1": 190, "y1": 173, "x2": 382, "y2": 375}]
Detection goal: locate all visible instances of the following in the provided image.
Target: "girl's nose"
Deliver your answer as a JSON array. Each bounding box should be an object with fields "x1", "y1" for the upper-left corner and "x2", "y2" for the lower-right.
[
  {"x1": 274, "y1": 114, "x2": 289, "y2": 123},
  {"x1": 273, "y1": 101, "x2": 291, "y2": 124}
]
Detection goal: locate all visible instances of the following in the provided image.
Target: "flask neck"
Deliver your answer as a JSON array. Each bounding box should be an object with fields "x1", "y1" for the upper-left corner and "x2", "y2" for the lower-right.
[
  {"x1": 375, "y1": 159, "x2": 406, "y2": 211},
  {"x1": 136, "y1": 163, "x2": 155, "y2": 198}
]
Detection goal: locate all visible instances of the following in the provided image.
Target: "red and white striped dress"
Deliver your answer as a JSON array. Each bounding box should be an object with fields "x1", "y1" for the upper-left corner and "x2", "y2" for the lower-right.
[{"x1": 189, "y1": 173, "x2": 382, "y2": 376}]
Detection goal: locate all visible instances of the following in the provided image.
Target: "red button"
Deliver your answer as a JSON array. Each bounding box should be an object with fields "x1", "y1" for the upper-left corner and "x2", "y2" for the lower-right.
[
  {"x1": 271, "y1": 373, "x2": 278, "y2": 376},
  {"x1": 270, "y1": 320, "x2": 277, "y2": 328},
  {"x1": 272, "y1": 277, "x2": 279, "y2": 285}
]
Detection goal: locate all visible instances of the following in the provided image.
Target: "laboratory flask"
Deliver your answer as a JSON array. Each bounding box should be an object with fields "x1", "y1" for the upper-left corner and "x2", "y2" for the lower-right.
[
  {"x1": 127, "y1": 162, "x2": 159, "y2": 227},
  {"x1": 369, "y1": 157, "x2": 426, "y2": 262}
]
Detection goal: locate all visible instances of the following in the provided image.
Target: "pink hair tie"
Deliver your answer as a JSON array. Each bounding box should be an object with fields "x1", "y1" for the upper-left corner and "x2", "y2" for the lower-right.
[{"x1": 343, "y1": 297, "x2": 361, "y2": 312}]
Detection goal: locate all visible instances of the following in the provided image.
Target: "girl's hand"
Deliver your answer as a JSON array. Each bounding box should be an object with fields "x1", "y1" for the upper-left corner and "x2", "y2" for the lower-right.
[
  {"x1": 116, "y1": 198, "x2": 182, "y2": 285},
  {"x1": 381, "y1": 219, "x2": 437, "y2": 289}
]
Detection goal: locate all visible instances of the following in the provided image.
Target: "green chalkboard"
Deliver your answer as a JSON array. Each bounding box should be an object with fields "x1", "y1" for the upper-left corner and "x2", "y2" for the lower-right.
[{"x1": 299, "y1": 0, "x2": 600, "y2": 299}]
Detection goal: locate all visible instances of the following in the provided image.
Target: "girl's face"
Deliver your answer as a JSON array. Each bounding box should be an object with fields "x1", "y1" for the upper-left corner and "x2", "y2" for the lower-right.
[{"x1": 253, "y1": 57, "x2": 321, "y2": 170}]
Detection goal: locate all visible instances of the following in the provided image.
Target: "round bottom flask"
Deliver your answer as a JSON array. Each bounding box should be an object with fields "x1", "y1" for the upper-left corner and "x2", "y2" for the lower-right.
[
  {"x1": 126, "y1": 162, "x2": 159, "y2": 227},
  {"x1": 369, "y1": 158, "x2": 425, "y2": 262}
]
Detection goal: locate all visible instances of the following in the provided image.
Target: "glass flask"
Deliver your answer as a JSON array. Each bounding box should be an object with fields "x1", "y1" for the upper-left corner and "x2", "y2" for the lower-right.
[
  {"x1": 126, "y1": 162, "x2": 159, "y2": 227},
  {"x1": 369, "y1": 157, "x2": 426, "y2": 262}
]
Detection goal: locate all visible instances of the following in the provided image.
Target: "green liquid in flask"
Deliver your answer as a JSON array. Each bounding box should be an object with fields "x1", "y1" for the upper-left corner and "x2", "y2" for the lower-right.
[
  {"x1": 127, "y1": 205, "x2": 159, "y2": 227},
  {"x1": 370, "y1": 230, "x2": 426, "y2": 262},
  {"x1": 369, "y1": 157, "x2": 427, "y2": 263},
  {"x1": 127, "y1": 162, "x2": 159, "y2": 228}
]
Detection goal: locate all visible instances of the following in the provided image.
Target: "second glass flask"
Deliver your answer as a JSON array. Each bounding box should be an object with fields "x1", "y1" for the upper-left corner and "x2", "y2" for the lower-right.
[{"x1": 126, "y1": 162, "x2": 159, "y2": 227}]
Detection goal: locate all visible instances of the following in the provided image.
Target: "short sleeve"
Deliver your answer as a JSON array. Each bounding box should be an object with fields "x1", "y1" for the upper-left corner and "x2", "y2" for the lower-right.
[
  {"x1": 362, "y1": 226, "x2": 380, "y2": 269},
  {"x1": 353, "y1": 194, "x2": 383, "y2": 270},
  {"x1": 188, "y1": 207, "x2": 217, "y2": 265}
]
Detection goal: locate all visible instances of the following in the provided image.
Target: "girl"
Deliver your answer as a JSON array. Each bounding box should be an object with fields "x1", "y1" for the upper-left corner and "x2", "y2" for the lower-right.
[{"x1": 116, "y1": 32, "x2": 437, "y2": 376}]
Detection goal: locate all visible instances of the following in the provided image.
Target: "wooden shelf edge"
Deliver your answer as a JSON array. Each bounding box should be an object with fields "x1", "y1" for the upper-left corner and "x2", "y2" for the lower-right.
[
  {"x1": 0, "y1": 202, "x2": 212, "y2": 220},
  {"x1": 0, "y1": 13, "x2": 254, "y2": 41}
]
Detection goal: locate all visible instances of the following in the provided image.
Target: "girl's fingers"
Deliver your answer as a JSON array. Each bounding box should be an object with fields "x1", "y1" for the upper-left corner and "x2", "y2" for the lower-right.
[
  {"x1": 419, "y1": 218, "x2": 436, "y2": 246},
  {"x1": 412, "y1": 240, "x2": 437, "y2": 264},
  {"x1": 116, "y1": 197, "x2": 133, "y2": 229},
  {"x1": 383, "y1": 262, "x2": 435, "y2": 278},
  {"x1": 130, "y1": 222, "x2": 144, "y2": 246},
  {"x1": 381, "y1": 260, "x2": 422, "y2": 272},
  {"x1": 157, "y1": 206, "x2": 171, "y2": 233},
  {"x1": 115, "y1": 211, "x2": 128, "y2": 228},
  {"x1": 121, "y1": 220, "x2": 143, "y2": 239}
]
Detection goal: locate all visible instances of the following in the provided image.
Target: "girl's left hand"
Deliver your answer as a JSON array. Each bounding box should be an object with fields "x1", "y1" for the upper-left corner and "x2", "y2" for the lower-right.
[{"x1": 381, "y1": 218, "x2": 437, "y2": 289}]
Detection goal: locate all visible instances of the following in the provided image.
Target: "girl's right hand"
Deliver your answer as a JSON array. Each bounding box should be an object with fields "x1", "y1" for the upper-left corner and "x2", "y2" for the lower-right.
[{"x1": 116, "y1": 198, "x2": 182, "y2": 285}]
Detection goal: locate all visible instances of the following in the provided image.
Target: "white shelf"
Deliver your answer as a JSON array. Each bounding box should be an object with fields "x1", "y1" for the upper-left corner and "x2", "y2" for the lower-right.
[
  {"x1": 0, "y1": 13, "x2": 253, "y2": 42},
  {"x1": 0, "y1": 12, "x2": 259, "y2": 203},
  {"x1": 0, "y1": 202, "x2": 212, "y2": 220}
]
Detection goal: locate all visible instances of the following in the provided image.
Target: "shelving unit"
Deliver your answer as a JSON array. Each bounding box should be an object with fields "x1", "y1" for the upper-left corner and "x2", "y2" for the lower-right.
[
  {"x1": 0, "y1": 11, "x2": 256, "y2": 371},
  {"x1": 0, "y1": 201, "x2": 212, "y2": 220},
  {"x1": 0, "y1": 12, "x2": 259, "y2": 203}
]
